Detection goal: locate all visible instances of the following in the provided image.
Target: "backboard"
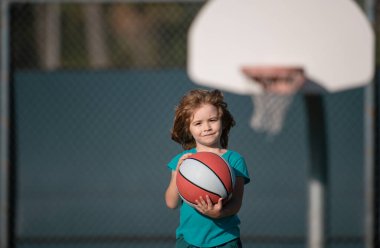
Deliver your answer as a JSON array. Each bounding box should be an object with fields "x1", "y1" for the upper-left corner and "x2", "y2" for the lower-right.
[{"x1": 187, "y1": 0, "x2": 375, "y2": 95}]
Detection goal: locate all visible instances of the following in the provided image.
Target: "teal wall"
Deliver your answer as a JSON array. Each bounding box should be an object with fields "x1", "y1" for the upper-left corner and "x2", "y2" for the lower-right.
[{"x1": 14, "y1": 70, "x2": 365, "y2": 247}]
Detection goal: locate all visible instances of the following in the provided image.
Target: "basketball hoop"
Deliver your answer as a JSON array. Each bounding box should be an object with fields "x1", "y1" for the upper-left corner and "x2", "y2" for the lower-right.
[
  {"x1": 242, "y1": 66, "x2": 305, "y2": 134},
  {"x1": 241, "y1": 66, "x2": 305, "y2": 95},
  {"x1": 187, "y1": 0, "x2": 374, "y2": 135}
]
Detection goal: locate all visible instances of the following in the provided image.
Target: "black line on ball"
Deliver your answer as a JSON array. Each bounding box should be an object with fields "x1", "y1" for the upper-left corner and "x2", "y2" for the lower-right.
[
  {"x1": 186, "y1": 158, "x2": 229, "y2": 197},
  {"x1": 178, "y1": 169, "x2": 222, "y2": 204}
]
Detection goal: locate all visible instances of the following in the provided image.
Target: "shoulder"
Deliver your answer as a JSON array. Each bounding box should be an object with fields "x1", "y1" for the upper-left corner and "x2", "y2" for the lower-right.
[
  {"x1": 167, "y1": 148, "x2": 196, "y2": 170},
  {"x1": 223, "y1": 150, "x2": 245, "y2": 164},
  {"x1": 223, "y1": 150, "x2": 251, "y2": 184}
]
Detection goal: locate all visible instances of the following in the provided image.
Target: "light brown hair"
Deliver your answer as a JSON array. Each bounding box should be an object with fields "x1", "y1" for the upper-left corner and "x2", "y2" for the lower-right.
[{"x1": 171, "y1": 89, "x2": 236, "y2": 150}]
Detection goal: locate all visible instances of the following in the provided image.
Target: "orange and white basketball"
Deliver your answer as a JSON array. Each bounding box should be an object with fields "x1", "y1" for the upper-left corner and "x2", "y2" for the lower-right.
[{"x1": 176, "y1": 152, "x2": 235, "y2": 206}]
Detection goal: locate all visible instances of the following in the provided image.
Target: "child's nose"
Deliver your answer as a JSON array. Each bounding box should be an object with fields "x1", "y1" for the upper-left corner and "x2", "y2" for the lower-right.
[{"x1": 204, "y1": 123, "x2": 211, "y2": 130}]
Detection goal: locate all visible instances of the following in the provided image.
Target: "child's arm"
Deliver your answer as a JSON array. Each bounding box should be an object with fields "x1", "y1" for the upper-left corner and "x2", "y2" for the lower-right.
[
  {"x1": 194, "y1": 177, "x2": 245, "y2": 219},
  {"x1": 165, "y1": 170, "x2": 181, "y2": 209},
  {"x1": 165, "y1": 153, "x2": 193, "y2": 209}
]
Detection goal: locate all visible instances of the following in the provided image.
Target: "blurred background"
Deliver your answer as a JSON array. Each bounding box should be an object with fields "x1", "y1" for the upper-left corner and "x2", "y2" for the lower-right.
[{"x1": 1, "y1": 0, "x2": 379, "y2": 247}]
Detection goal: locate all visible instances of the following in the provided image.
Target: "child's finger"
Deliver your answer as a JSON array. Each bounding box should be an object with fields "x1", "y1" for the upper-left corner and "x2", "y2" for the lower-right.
[
  {"x1": 176, "y1": 154, "x2": 191, "y2": 170},
  {"x1": 205, "y1": 195, "x2": 213, "y2": 206},
  {"x1": 199, "y1": 196, "x2": 206, "y2": 206}
]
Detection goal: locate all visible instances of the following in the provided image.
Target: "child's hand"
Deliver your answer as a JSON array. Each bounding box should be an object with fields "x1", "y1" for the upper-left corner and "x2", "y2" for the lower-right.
[
  {"x1": 175, "y1": 153, "x2": 193, "y2": 171},
  {"x1": 194, "y1": 195, "x2": 223, "y2": 219}
]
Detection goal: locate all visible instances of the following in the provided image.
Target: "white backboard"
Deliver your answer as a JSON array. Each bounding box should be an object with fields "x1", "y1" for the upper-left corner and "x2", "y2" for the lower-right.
[{"x1": 188, "y1": 0, "x2": 375, "y2": 94}]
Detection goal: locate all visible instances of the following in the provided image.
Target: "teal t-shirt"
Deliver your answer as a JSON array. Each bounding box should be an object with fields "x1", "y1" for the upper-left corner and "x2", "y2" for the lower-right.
[{"x1": 167, "y1": 148, "x2": 250, "y2": 247}]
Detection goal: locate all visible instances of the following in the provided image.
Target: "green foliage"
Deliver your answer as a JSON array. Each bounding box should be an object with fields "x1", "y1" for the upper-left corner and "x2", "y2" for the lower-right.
[{"x1": 11, "y1": 2, "x2": 204, "y2": 70}]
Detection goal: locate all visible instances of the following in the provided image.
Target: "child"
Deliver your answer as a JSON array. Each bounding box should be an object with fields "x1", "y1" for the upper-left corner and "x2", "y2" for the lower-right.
[{"x1": 165, "y1": 89, "x2": 250, "y2": 248}]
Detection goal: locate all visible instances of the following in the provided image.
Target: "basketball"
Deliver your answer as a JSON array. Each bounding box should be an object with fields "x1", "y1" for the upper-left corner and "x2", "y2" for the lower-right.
[{"x1": 176, "y1": 152, "x2": 235, "y2": 206}]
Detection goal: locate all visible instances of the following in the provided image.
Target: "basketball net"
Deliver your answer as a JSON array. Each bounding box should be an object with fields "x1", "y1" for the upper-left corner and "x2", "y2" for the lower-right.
[
  {"x1": 250, "y1": 92, "x2": 294, "y2": 135},
  {"x1": 241, "y1": 66, "x2": 305, "y2": 135}
]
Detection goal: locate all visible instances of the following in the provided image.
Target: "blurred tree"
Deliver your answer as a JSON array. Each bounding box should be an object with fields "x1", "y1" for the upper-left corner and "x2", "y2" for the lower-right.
[
  {"x1": 11, "y1": 2, "x2": 202, "y2": 69},
  {"x1": 35, "y1": 4, "x2": 61, "y2": 70},
  {"x1": 83, "y1": 3, "x2": 109, "y2": 68},
  {"x1": 107, "y1": 4, "x2": 158, "y2": 68},
  {"x1": 11, "y1": 4, "x2": 37, "y2": 69}
]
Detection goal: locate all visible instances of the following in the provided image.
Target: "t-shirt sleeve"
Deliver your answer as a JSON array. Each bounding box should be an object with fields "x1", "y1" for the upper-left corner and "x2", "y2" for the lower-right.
[
  {"x1": 167, "y1": 153, "x2": 183, "y2": 171},
  {"x1": 231, "y1": 155, "x2": 250, "y2": 184}
]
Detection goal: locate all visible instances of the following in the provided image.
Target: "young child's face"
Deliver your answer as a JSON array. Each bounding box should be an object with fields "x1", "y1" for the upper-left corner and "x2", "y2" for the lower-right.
[{"x1": 189, "y1": 104, "x2": 222, "y2": 149}]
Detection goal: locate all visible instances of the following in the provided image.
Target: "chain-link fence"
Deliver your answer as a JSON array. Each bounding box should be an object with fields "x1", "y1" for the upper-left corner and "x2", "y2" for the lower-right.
[{"x1": 5, "y1": 1, "x2": 375, "y2": 248}]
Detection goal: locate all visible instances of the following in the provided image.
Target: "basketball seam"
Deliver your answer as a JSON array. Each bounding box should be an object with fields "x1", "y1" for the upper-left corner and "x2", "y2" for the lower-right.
[
  {"x1": 178, "y1": 169, "x2": 222, "y2": 204},
  {"x1": 188, "y1": 158, "x2": 229, "y2": 197}
]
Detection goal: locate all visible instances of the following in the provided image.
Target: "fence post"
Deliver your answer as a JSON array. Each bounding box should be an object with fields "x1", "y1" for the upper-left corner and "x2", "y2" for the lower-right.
[
  {"x1": 0, "y1": 0, "x2": 10, "y2": 248},
  {"x1": 363, "y1": 1, "x2": 376, "y2": 248},
  {"x1": 305, "y1": 94, "x2": 328, "y2": 248}
]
